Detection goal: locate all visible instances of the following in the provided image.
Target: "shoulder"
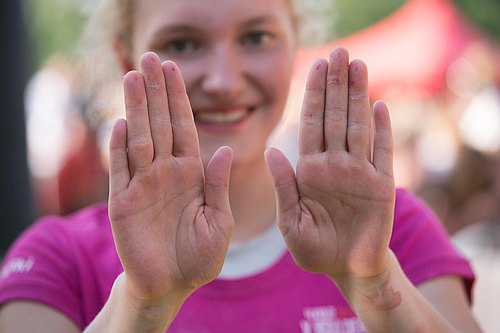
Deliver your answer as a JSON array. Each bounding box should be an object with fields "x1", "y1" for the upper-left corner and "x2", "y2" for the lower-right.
[
  {"x1": 2, "y1": 203, "x2": 111, "y2": 261},
  {"x1": 0, "y1": 202, "x2": 114, "y2": 277},
  {"x1": 0, "y1": 202, "x2": 117, "y2": 285},
  {"x1": 0, "y1": 203, "x2": 120, "y2": 330},
  {"x1": 391, "y1": 188, "x2": 474, "y2": 288}
]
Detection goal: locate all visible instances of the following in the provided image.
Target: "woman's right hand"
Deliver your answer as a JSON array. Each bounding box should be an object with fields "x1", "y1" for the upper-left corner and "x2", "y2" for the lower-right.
[{"x1": 107, "y1": 52, "x2": 234, "y2": 303}]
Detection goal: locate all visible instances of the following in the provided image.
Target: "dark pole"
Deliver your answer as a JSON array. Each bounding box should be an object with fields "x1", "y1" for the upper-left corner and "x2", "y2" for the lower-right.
[{"x1": 0, "y1": 2, "x2": 34, "y2": 256}]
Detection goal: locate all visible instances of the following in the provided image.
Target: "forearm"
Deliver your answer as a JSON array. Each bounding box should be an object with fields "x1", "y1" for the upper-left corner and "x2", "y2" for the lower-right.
[
  {"x1": 84, "y1": 273, "x2": 190, "y2": 333},
  {"x1": 332, "y1": 251, "x2": 456, "y2": 333}
]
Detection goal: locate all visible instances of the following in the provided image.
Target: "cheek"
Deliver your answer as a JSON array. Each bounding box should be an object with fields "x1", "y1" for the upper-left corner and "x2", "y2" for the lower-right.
[
  {"x1": 167, "y1": 60, "x2": 203, "y2": 96},
  {"x1": 258, "y1": 55, "x2": 294, "y2": 109}
]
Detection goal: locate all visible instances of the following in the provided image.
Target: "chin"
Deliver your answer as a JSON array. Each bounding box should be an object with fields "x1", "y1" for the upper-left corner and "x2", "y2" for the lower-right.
[{"x1": 200, "y1": 145, "x2": 259, "y2": 173}]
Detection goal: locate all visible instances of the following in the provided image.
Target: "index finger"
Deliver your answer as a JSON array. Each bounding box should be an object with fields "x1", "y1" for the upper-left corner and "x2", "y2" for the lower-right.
[
  {"x1": 299, "y1": 58, "x2": 328, "y2": 156},
  {"x1": 123, "y1": 70, "x2": 154, "y2": 173}
]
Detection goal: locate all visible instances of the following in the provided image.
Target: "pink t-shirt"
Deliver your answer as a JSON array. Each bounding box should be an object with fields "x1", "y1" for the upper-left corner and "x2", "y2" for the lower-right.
[{"x1": 0, "y1": 189, "x2": 474, "y2": 332}]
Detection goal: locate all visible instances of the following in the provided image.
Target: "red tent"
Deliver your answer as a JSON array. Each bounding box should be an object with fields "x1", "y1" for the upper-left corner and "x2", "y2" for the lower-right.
[{"x1": 292, "y1": 0, "x2": 485, "y2": 99}]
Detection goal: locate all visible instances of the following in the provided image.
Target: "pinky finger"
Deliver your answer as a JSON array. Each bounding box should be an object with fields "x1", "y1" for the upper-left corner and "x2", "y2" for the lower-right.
[
  {"x1": 109, "y1": 118, "x2": 131, "y2": 197},
  {"x1": 372, "y1": 101, "x2": 394, "y2": 177}
]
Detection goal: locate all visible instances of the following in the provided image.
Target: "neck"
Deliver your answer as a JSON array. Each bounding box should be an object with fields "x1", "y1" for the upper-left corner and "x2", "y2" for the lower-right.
[{"x1": 228, "y1": 156, "x2": 277, "y2": 243}]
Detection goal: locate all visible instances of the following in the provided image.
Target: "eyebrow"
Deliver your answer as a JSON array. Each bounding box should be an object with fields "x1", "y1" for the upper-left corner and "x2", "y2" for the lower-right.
[
  {"x1": 151, "y1": 25, "x2": 199, "y2": 38},
  {"x1": 240, "y1": 16, "x2": 280, "y2": 28},
  {"x1": 150, "y1": 14, "x2": 280, "y2": 39}
]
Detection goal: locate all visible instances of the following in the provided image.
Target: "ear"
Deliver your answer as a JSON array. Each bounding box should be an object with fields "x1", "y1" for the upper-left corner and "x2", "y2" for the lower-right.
[{"x1": 113, "y1": 37, "x2": 135, "y2": 74}]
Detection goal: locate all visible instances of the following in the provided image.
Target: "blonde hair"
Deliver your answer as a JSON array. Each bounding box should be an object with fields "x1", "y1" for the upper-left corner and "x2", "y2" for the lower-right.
[{"x1": 76, "y1": 0, "x2": 335, "y2": 127}]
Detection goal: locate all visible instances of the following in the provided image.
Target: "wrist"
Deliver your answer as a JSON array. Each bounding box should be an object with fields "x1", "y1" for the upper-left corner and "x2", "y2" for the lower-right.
[
  {"x1": 327, "y1": 252, "x2": 458, "y2": 332},
  {"x1": 119, "y1": 272, "x2": 194, "y2": 307},
  {"x1": 330, "y1": 250, "x2": 401, "y2": 312},
  {"x1": 119, "y1": 272, "x2": 195, "y2": 322},
  {"x1": 85, "y1": 273, "x2": 193, "y2": 333}
]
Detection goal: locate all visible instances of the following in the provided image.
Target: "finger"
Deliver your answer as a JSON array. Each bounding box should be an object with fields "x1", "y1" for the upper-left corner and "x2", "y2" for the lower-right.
[
  {"x1": 162, "y1": 61, "x2": 200, "y2": 157},
  {"x1": 346, "y1": 59, "x2": 372, "y2": 160},
  {"x1": 108, "y1": 118, "x2": 130, "y2": 197},
  {"x1": 204, "y1": 146, "x2": 234, "y2": 234},
  {"x1": 140, "y1": 52, "x2": 172, "y2": 158},
  {"x1": 264, "y1": 147, "x2": 300, "y2": 229},
  {"x1": 123, "y1": 71, "x2": 154, "y2": 174},
  {"x1": 372, "y1": 101, "x2": 394, "y2": 177},
  {"x1": 299, "y1": 58, "x2": 328, "y2": 156},
  {"x1": 324, "y1": 47, "x2": 349, "y2": 151}
]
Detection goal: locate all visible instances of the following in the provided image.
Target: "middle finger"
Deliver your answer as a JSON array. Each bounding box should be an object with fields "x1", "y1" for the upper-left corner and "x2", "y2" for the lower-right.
[{"x1": 140, "y1": 52, "x2": 173, "y2": 158}]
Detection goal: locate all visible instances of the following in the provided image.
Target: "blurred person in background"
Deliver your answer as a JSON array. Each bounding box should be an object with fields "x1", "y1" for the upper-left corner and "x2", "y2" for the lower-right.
[
  {"x1": 446, "y1": 46, "x2": 500, "y2": 333},
  {"x1": 23, "y1": 55, "x2": 108, "y2": 217}
]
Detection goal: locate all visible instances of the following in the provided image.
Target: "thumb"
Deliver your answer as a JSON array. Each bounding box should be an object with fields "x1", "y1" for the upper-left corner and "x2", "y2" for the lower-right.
[{"x1": 264, "y1": 148, "x2": 300, "y2": 229}]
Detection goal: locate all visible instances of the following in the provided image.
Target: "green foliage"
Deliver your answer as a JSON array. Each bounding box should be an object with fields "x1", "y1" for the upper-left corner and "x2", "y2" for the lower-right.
[
  {"x1": 23, "y1": 0, "x2": 87, "y2": 72},
  {"x1": 330, "y1": 0, "x2": 500, "y2": 40},
  {"x1": 331, "y1": 0, "x2": 405, "y2": 38},
  {"x1": 453, "y1": 0, "x2": 500, "y2": 39}
]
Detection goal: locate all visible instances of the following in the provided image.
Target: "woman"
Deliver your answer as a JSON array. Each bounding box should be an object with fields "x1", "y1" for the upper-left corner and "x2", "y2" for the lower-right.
[{"x1": 0, "y1": 0, "x2": 482, "y2": 332}]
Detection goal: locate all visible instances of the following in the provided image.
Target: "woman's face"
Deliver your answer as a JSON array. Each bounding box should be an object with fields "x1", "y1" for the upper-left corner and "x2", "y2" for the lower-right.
[{"x1": 126, "y1": 0, "x2": 297, "y2": 167}]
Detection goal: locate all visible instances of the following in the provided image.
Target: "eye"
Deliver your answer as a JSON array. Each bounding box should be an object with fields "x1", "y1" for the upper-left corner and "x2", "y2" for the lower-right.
[
  {"x1": 164, "y1": 38, "x2": 197, "y2": 55},
  {"x1": 241, "y1": 31, "x2": 272, "y2": 48}
]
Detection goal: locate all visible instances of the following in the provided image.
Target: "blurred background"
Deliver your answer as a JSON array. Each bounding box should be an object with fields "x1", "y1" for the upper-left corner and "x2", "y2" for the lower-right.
[{"x1": 1, "y1": 0, "x2": 499, "y2": 331}]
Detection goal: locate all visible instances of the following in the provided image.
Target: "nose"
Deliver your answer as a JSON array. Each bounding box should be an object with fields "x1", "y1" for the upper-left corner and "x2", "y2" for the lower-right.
[{"x1": 201, "y1": 44, "x2": 245, "y2": 100}]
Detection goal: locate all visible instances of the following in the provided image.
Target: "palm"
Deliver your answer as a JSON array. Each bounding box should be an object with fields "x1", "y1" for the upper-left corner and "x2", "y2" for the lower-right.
[
  {"x1": 108, "y1": 53, "x2": 233, "y2": 300},
  {"x1": 291, "y1": 150, "x2": 394, "y2": 277},
  {"x1": 266, "y1": 47, "x2": 395, "y2": 279}
]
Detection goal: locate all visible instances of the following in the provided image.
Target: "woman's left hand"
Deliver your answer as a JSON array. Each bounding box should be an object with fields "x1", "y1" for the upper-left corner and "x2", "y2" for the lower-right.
[{"x1": 265, "y1": 47, "x2": 395, "y2": 281}]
